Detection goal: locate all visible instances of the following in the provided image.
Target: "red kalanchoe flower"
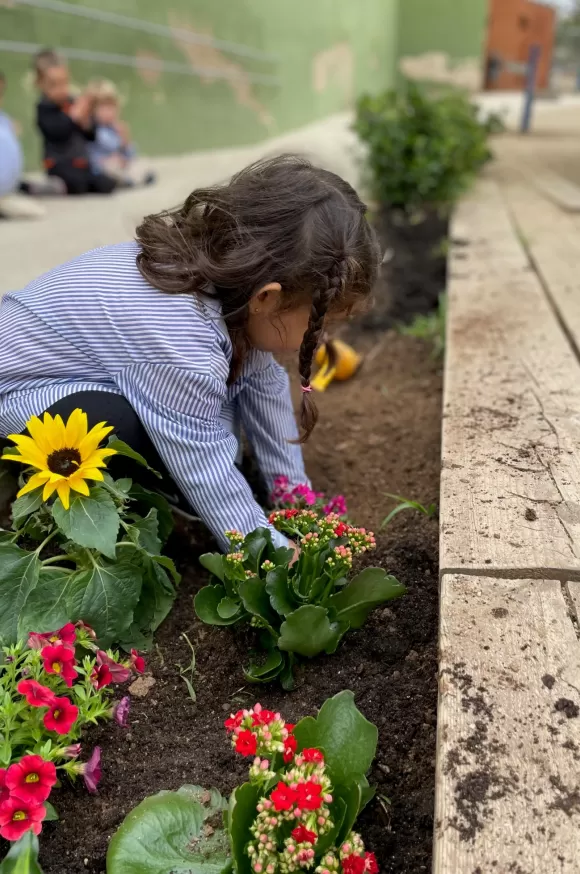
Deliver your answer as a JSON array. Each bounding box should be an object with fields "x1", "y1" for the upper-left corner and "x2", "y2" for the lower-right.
[
  {"x1": 41, "y1": 643, "x2": 77, "y2": 687},
  {"x1": 113, "y1": 696, "x2": 131, "y2": 728},
  {"x1": 5, "y1": 756, "x2": 57, "y2": 805},
  {"x1": 80, "y1": 747, "x2": 101, "y2": 794},
  {"x1": 0, "y1": 770, "x2": 9, "y2": 805},
  {"x1": 224, "y1": 710, "x2": 244, "y2": 731},
  {"x1": 235, "y1": 730, "x2": 257, "y2": 757},
  {"x1": 283, "y1": 734, "x2": 297, "y2": 763},
  {"x1": 334, "y1": 522, "x2": 349, "y2": 538},
  {"x1": 96, "y1": 651, "x2": 131, "y2": 683},
  {"x1": 363, "y1": 853, "x2": 379, "y2": 873},
  {"x1": 91, "y1": 664, "x2": 112, "y2": 690},
  {"x1": 302, "y1": 748, "x2": 325, "y2": 764},
  {"x1": 291, "y1": 825, "x2": 317, "y2": 844},
  {"x1": 130, "y1": 649, "x2": 145, "y2": 674},
  {"x1": 296, "y1": 780, "x2": 323, "y2": 811},
  {"x1": 43, "y1": 696, "x2": 78, "y2": 735},
  {"x1": 285, "y1": 723, "x2": 295, "y2": 732},
  {"x1": 342, "y1": 855, "x2": 366, "y2": 874},
  {"x1": 252, "y1": 707, "x2": 276, "y2": 726},
  {"x1": 270, "y1": 782, "x2": 298, "y2": 812},
  {"x1": 17, "y1": 679, "x2": 56, "y2": 708},
  {"x1": 0, "y1": 797, "x2": 46, "y2": 841}
]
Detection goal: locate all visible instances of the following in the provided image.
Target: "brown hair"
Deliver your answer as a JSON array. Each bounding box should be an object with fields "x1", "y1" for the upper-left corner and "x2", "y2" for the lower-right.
[
  {"x1": 33, "y1": 48, "x2": 65, "y2": 78},
  {"x1": 136, "y1": 155, "x2": 379, "y2": 440}
]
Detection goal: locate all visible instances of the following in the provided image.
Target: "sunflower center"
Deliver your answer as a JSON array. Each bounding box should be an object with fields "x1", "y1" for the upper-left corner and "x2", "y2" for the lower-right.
[{"x1": 47, "y1": 448, "x2": 82, "y2": 476}]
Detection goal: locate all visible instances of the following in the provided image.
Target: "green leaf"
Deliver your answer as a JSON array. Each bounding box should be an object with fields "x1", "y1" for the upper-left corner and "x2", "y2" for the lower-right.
[
  {"x1": 265, "y1": 567, "x2": 296, "y2": 617},
  {"x1": 131, "y1": 556, "x2": 176, "y2": 638},
  {"x1": 128, "y1": 509, "x2": 161, "y2": 556},
  {"x1": 243, "y1": 649, "x2": 283, "y2": 683},
  {"x1": 0, "y1": 832, "x2": 43, "y2": 873},
  {"x1": 381, "y1": 493, "x2": 437, "y2": 528},
  {"x1": 195, "y1": 585, "x2": 242, "y2": 626},
  {"x1": 128, "y1": 484, "x2": 173, "y2": 543},
  {"x1": 108, "y1": 439, "x2": 162, "y2": 479},
  {"x1": 315, "y1": 797, "x2": 346, "y2": 857},
  {"x1": 0, "y1": 544, "x2": 40, "y2": 646},
  {"x1": 217, "y1": 597, "x2": 241, "y2": 620},
  {"x1": 11, "y1": 490, "x2": 43, "y2": 524},
  {"x1": 243, "y1": 528, "x2": 271, "y2": 573},
  {"x1": 151, "y1": 554, "x2": 181, "y2": 585},
  {"x1": 293, "y1": 691, "x2": 378, "y2": 790},
  {"x1": 18, "y1": 569, "x2": 76, "y2": 638},
  {"x1": 44, "y1": 800, "x2": 59, "y2": 821},
  {"x1": 228, "y1": 783, "x2": 260, "y2": 874},
  {"x1": 334, "y1": 783, "x2": 362, "y2": 845},
  {"x1": 326, "y1": 567, "x2": 406, "y2": 629},
  {"x1": 238, "y1": 576, "x2": 278, "y2": 631},
  {"x1": 277, "y1": 606, "x2": 344, "y2": 658},
  {"x1": 66, "y1": 551, "x2": 143, "y2": 647},
  {"x1": 106, "y1": 790, "x2": 230, "y2": 874},
  {"x1": 358, "y1": 776, "x2": 376, "y2": 813},
  {"x1": 199, "y1": 553, "x2": 226, "y2": 583},
  {"x1": 52, "y1": 487, "x2": 120, "y2": 559}
]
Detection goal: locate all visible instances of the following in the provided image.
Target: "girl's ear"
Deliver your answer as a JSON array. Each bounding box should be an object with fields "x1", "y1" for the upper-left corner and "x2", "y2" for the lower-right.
[{"x1": 252, "y1": 282, "x2": 282, "y2": 313}]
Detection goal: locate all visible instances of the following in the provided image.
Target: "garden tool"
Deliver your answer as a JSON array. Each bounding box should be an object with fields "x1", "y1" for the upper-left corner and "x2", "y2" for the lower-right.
[{"x1": 310, "y1": 338, "x2": 362, "y2": 392}]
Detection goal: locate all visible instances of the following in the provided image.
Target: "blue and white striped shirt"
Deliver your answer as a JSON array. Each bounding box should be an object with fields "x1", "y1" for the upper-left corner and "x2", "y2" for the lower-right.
[{"x1": 0, "y1": 242, "x2": 308, "y2": 550}]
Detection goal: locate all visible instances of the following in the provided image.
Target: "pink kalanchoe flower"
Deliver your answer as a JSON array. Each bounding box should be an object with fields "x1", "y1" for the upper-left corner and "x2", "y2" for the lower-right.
[
  {"x1": 96, "y1": 651, "x2": 131, "y2": 683},
  {"x1": 323, "y1": 495, "x2": 348, "y2": 517},
  {"x1": 79, "y1": 747, "x2": 102, "y2": 794},
  {"x1": 113, "y1": 696, "x2": 131, "y2": 728}
]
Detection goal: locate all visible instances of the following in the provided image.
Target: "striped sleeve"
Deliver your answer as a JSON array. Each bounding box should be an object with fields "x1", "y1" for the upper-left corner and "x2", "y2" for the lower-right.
[{"x1": 115, "y1": 363, "x2": 289, "y2": 552}]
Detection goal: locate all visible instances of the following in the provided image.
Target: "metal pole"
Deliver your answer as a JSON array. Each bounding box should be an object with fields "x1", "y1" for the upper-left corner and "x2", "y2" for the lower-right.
[{"x1": 521, "y1": 44, "x2": 541, "y2": 134}]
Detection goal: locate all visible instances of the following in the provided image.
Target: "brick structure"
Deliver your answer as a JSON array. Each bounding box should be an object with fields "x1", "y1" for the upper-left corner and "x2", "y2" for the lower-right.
[{"x1": 485, "y1": 0, "x2": 555, "y2": 91}]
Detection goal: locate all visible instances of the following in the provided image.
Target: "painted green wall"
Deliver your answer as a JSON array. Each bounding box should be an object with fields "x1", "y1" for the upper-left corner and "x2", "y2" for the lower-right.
[{"x1": 1, "y1": 0, "x2": 399, "y2": 167}]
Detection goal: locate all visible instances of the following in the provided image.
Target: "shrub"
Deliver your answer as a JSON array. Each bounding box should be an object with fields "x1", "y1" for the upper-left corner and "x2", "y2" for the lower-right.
[
  {"x1": 354, "y1": 83, "x2": 493, "y2": 210},
  {"x1": 194, "y1": 511, "x2": 405, "y2": 688},
  {"x1": 107, "y1": 692, "x2": 380, "y2": 874}
]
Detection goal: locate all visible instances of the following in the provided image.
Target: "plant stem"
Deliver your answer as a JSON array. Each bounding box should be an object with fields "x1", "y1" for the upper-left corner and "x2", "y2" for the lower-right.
[{"x1": 35, "y1": 530, "x2": 57, "y2": 556}]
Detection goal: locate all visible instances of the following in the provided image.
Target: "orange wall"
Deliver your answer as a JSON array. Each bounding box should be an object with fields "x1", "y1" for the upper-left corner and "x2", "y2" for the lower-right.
[{"x1": 485, "y1": 0, "x2": 555, "y2": 90}]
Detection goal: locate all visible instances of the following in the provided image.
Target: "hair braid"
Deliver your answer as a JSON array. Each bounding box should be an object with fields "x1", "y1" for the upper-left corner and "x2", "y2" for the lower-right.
[{"x1": 297, "y1": 261, "x2": 346, "y2": 442}]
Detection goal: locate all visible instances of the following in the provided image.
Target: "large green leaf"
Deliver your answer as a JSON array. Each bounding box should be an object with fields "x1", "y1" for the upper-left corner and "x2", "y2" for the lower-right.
[
  {"x1": 199, "y1": 554, "x2": 226, "y2": 583},
  {"x1": 0, "y1": 832, "x2": 43, "y2": 873},
  {"x1": 326, "y1": 567, "x2": 406, "y2": 629},
  {"x1": 277, "y1": 606, "x2": 344, "y2": 658},
  {"x1": 18, "y1": 569, "x2": 76, "y2": 638},
  {"x1": 0, "y1": 544, "x2": 40, "y2": 645},
  {"x1": 11, "y1": 490, "x2": 43, "y2": 525},
  {"x1": 243, "y1": 649, "x2": 284, "y2": 683},
  {"x1": 243, "y1": 528, "x2": 271, "y2": 573},
  {"x1": 265, "y1": 567, "x2": 296, "y2": 617},
  {"x1": 194, "y1": 585, "x2": 242, "y2": 626},
  {"x1": 334, "y1": 782, "x2": 362, "y2": 845},
  {"x1": 292, "y1": 691, "x2": 378, "y2": 789},
  {"x1": 52, "y1": 487, "x2": 120, "y2": 559},
  {"x1": 128, "y1": 509, "x2": 161, "y2": 555},
  {"x1": 238, "y1": 577, "x2": 278, "y2": 631},
  {"x1": 228, "y1": 782, "x2": 260, "y2": 874},
  {"x1": 66, "y1": 551, "x2": 143, "y2": 646},
  {"x1": 130, "y1": 556, "x2": 176, "y2": 638},
  {"x1": 107, "y1": 788, "x2": 230, "y2": 874},
  {"x1": 128, "y1": 484, "x2": 173, "y2": 544}
]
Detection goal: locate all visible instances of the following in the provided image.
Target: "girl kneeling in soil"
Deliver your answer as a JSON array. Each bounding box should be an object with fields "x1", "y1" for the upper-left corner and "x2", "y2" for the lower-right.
[{"x1": 0, "y1": 156, "x2": 378, "y2": 550}]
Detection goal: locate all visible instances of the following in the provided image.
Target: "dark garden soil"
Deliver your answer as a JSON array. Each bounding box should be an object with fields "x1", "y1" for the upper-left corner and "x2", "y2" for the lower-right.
[{"x1": 34, "y1": 324, "x2": 442, "y2": 874}]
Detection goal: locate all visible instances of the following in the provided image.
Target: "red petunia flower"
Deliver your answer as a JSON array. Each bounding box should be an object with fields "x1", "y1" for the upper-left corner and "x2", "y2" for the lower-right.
[
  {"x1": 302, "y1": 748, "x2": 324, "y2": 764},
  {"x1": 283, "y1": 734, "x2": 297, "y2": 763},
  {"x1": 270, "y1": 782, "x2": 298, "y2": 812},
  {"x1": 0, "y1": 770, "x2": 9, "y2": 805},
  {"x1": 43, "y1": 696, "x2": 78, "y2": 735},
  {"x1": 54, "y1": 623, "x2": 76, "y2": 645},
  {"x1": 342, "y1": 855, "x2": 366, "y2": 874},
  {"x1": 0, "y1": 797, "x2": 46, "y2": 841},
  {"x1": 17, "y1": 679, "x2": 57, "y2": 708},
  {"x1": 296, "y1": 780, "x2": 322, "y2": 811},
  {"x1": 363, "y1": 853, "x2": 379, "y2": 873},
  {"x1": 291, "y1": 825, "x2": 317, "y2": 845},
  {"x1": 95, "y1": 651, "x2": 131, "y2": 683},
  {"x1": 130, "y1": 649, "x2": 145, "y2": 674},
  {"x1": 80, "y1": 747, "x2": 101, "y2": 794},
  {"x1": 5, "y1": 756, "x2": 56, "y2": 805},
  {"x1": 41, "y1": 644, "x2": 77, "y2": 687},
  {"x1": 235, "y1": 730, "x2": 257, "y2": 756},
  {"x1": 64, "y1": 744, "x2": 81, "y2": 759},
  {"x1": 224, "y1": 710, "x2": 244, "y2": 731},
  {"x1": 91, "y1": 664, "x2": 112, "y2": 690}
]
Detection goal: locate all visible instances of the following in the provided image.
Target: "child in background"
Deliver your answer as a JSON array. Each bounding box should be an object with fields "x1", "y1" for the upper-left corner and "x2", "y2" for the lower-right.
[
  {"x1": 0, "y1": 156, "x2": 378, "y2": 551},
  {"x1": 0, "y1": 71, "x2": 44, "y2": 219},
  {"x1": 88, "y1": 79, "x2": 155, "y2": 187},
  {"x1": 34, "y1": 49, "x2": 117, "y2": 195}
]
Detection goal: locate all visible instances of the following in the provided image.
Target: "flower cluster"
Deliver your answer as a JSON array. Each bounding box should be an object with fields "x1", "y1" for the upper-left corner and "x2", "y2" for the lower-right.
[
  {"x1": 271, "y1": 478, "x2": 347, "y2": 519},
  {"x1": 0, "y1": 622, "x2": 145, "y2": 841},
  {"x1": 226, "y1": 705, "x2": 378, "y2": 874},
  {"x1": 269, "y1": 510, "x2": 375, "y2": 558}
]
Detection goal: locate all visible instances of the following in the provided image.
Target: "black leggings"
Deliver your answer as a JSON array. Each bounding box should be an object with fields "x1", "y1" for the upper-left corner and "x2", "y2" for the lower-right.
[{"x1": 48, "y1": 166, "x2": 117, "y2": 196}]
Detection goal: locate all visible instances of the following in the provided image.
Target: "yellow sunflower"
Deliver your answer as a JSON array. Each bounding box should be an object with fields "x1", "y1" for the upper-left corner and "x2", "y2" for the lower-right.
[{"x1": 4, "y1": 408, "x2": 117, "y2": 509}]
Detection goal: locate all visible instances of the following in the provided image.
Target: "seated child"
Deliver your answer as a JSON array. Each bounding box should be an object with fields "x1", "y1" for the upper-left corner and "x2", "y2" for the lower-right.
[
  {"x1": 0, "y1": 71, "x2": 44, "y2": 219},
  {"x1": 87, "y1": 79, "x2": 155, "y2": 187},
  {"x1": 33, "y1": 49, "x2": 117, "y2": 196}
]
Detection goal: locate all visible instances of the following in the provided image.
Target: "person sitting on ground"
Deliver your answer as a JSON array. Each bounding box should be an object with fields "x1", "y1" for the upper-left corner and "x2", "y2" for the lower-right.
[
  {"x1": 87, "y1": 79, "x2": 155, "y2": 188},
  {"x1": 33, "y1": 49, "x2": 117, "y2": 196},
  {"x1": 0, "y1": 70, "x2": 45, "y2": 219}
]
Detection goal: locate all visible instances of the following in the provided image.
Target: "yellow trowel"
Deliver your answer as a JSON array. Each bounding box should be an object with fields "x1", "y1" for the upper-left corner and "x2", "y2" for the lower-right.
[{"x1": 310, "y1": 338, "x2": 362, "y2": 392}]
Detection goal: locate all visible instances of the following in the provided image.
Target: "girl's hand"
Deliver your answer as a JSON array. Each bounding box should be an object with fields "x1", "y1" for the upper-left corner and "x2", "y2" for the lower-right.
[{"x1": 289, "y1": 542, "x2": 300, "y2": 566}]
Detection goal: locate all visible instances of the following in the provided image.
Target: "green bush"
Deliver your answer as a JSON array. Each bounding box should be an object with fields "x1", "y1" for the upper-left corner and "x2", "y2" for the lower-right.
[{"x1": 354, "y1": 83, "x2": 494, "y2": 209}]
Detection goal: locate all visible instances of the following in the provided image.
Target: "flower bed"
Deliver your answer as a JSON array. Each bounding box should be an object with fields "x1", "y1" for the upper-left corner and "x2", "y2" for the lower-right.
[{"x1": 16, "y1": 329, "x2": 441, "y2": 874}]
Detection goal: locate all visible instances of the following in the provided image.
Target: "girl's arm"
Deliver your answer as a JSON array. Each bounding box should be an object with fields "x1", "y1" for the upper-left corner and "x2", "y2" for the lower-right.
[
  {"x1": 117, "y1": 363, "x2": 288, "y2": 552},
  {"x1": 237, "y1": 356, "x2": 310, "y2": 496}
]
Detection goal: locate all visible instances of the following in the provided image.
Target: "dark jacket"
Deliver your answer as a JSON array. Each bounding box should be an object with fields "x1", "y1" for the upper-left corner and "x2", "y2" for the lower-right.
[{"x1": 36, "y1": 96, "x2": 95, "y2": 168}]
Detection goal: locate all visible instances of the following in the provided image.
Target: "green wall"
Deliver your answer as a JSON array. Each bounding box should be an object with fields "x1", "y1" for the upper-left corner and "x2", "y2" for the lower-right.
[{"x1": 1, "y1": 0, "x2": 399, "y2": 167}]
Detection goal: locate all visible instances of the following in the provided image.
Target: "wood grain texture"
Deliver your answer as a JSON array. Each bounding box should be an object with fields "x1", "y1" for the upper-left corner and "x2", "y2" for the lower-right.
[
  {"x1": 441, "y1": 178, "x2": 580, "y2": 576},
  {"x1": 434, "y1": 574, "x2": 580, "y2": 873}
]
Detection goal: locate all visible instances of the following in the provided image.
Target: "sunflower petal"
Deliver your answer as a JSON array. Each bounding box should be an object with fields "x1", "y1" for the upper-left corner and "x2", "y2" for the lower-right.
[
  {"x1": 56, "y1": 481, "x2": 71, "y2": 509},
  {"x1": 16, "y1": 472, "x2": 47, "y2": 498},
  {"x1": 42, "y1": 480, "x2": 59, "y2": 502},
  {"x1": 4, "y1": 435, "x2": 46, "y2": 469},
  {"x1": 43, "y1": 413, "x2": 66, "y2": 451},
  {"x1": 78, "y1": 424, "x2": 114, "y2": 460},
  {"x1": 69, "y1": 477, "x2": 90, "y2": 496},
  {"x1": 64, "y1": 408, "x2": 88, "y2": 447},
  {"x1": 25, "y1": 415, "x2": 55, "y2": 456},
  {"x1": 77, "y1": 468, "x2": 104, "y2": 482}
]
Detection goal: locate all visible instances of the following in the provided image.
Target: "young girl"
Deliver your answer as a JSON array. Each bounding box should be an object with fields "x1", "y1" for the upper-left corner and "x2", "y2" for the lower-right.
[{"x1": 0, "y1": 156, "x2": 378, "y2": 550}]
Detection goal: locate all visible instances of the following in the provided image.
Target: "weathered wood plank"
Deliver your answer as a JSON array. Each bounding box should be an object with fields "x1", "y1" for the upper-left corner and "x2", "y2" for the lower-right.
[
  {"x1": 530, "y1": 169, "x2": 580, "y2": 213},
  {"x1": 566, "y1": 581, "x2": 580, "y2": 625},
  {"x1": 434, "y1": 575, "x2": 580, "y2": 873},
  {"x1": 441, "y1": 179, "x2": 580, "y2": 576},
  {"x1": 501, "y1": 178, "x2": 580, "y2": 357}
]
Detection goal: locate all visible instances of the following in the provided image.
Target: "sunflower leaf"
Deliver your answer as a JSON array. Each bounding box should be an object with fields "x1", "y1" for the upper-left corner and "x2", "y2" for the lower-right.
[
  {"x1": 18, "y1": 569, "x2": 76, "y2": 639},
  {"x1": 52, "y1": 487, "x2": 120, "y2": 559},
  {"x1": 107, "y1": 439, "x2": 162, "y2": 479},
  {"x1": 0, "y1": 544, "x2": 41, "y2": 646},
  {"x1": 11, "y1": 489, "x2": 43, "y2": 524}
]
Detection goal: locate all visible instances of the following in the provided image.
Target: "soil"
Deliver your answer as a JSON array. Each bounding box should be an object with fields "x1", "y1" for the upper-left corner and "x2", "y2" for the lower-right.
[{"x1": 30, "y1": 327, "x2": 442, "y2": 874}]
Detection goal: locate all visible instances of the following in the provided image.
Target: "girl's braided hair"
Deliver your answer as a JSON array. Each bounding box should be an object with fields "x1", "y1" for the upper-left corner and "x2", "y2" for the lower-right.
[{"x1": 136, "y1": 155, "x2": 379, "y2": 440}]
